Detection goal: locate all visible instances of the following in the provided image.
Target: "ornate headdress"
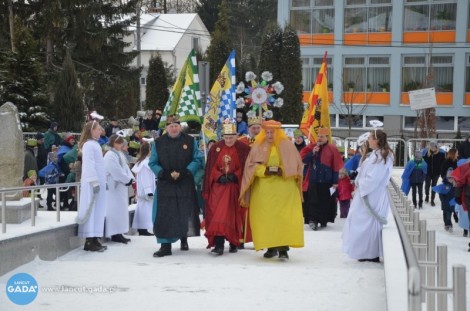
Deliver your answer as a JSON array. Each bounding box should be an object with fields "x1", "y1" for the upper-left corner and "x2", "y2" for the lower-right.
[
  {"x1": 369, "y1": 120, "x2": 383, "y2": 139},
  {"x1": 261, "y1": 120, "x2": 282, "y2": 129},
  {"x1": 248, "y1": 116, "x2": 262, "y2": 127},
  {"x1": 222, "y1": 119, "x2": 237, "y2": 135}
]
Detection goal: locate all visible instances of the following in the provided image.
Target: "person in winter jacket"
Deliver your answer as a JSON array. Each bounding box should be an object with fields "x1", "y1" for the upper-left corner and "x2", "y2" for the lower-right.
[
  {"x1": 433, "y1": 169, "x2": 456, "y2": 232},
  {"x1": 131, "y1": 141, "x2": 156, "y2": 236},
  {"x1": 44, "y1": 122, "x2": 62, "y2": 151},
  {"x1": 401, "y1": 151, "x2": 428, "y2": 209},
  {"x1": 423, "y1": 141, "x2": 445, "y2": 206},
  {"x1": 337, "y1": 168, "x2": 354, "y2": 218},
  {"x1": 457, "y1": 134, "x2": 470, "y2": 160}
]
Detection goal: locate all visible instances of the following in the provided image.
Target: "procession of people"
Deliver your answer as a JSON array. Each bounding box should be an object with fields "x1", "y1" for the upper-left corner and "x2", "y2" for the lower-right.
[{"x1": 22, "y1": 108, "x2": 469, "y2": 264}]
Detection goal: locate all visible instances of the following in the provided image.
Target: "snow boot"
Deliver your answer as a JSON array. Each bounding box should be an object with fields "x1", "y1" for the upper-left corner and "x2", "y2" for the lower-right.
[
  {"x1": 153, "y1": 243, "x2": 172, "y2": 257},
  {"x1": 84, "y1": 238, "x2": 105, "y2": 252},
  {"x1": 180, "y1": 237, "x2": 189, "y2": 251}
]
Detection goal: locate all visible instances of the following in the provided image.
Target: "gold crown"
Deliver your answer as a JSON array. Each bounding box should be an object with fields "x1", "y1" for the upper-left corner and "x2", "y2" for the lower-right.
[
  {"x1": 248, "y1": 116, "x2": 262, "y2": 127},
  {"x1": 222, "y1": 122, "x2": 237, "y2": 135}
]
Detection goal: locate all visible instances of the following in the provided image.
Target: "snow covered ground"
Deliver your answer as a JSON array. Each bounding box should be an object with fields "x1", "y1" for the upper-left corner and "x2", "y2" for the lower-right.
[{"x1": 0, "y1": 169, "x2": 468, "y2": 310}]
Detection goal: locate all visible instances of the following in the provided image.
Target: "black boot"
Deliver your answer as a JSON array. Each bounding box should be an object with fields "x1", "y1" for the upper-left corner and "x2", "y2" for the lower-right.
[
  {"x1": 263, "y1": 248, "x2": 278, "y2": 258},
  {"x1": 229, "y1": 244, "x2": 238, "y2": 253},
  {"x1": 84, "y1": 238, "x2": 105, "y2": 252},
  {"x1": 120, "y1": 234, "x2": 131, "y2": 242},
  {"x1": 138, "y1": 229, "x2": 153, "y2": 236},
  {"x1": 93, "y1": 237, "x2": 107, "y2": 250},
  {"x1": 180, "y1": 237, "x2": 189, "y2": 251},
  {"x1": 278, "y1": 250, "x2": 289, "y2": 260},
  {"x1": 111, "y1": 234, "x2": 128, "y2": 244},
  {"x1": 211, "y1": 236, "x2": 224, "y2": 255},
  {"x1": 153, "y1": 243, "x2": 172, "y2": 257}
]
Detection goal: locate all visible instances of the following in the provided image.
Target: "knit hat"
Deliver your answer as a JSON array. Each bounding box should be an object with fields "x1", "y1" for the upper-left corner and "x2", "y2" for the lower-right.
[
  {"x1": 35, "y1": 132, "x2": 44, "y2": 140},
  {"x1": 26, "y1": 138, "x2": 37, "y2": 147},
  {"x1": 64, "y1": 133, "x2": 75, "y2": 143},
  {"x1": 27, "y1": 170, "x2": 37, "y2": 178},
  {"x1": 293, "y1": 129, "x2": 303, "y2": 138},
  {"x1": 50, "y1": 122, "x2": 58, "y2": 129},
  {"x1": 429, "y1": 140, "x2": 438, "y2": 148}
]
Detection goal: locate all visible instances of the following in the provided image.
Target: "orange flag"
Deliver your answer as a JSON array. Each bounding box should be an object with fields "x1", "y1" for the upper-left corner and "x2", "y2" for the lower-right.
[{"x1": 300, "y1": 51, "x2": 331, "y2": 143}]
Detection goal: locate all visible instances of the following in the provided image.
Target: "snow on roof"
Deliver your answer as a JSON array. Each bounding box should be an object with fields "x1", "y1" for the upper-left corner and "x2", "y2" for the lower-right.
[{"x1": 132, "y1": 13, "x2": 206, "y2": 51}]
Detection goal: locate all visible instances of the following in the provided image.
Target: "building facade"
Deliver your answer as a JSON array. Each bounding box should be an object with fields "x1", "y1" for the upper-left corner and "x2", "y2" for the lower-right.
[
  {"x1": 278, "y1": 0, "x2": 470, "y2": 138},
  {"x1": 125, "y1": 12, "x2": 210, "y2": 109}
]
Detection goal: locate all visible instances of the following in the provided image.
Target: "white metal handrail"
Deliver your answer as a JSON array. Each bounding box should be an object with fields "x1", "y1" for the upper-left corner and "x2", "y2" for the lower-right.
[{"x1": 0, "y1": 182, "x2": 80, "y2": 234}]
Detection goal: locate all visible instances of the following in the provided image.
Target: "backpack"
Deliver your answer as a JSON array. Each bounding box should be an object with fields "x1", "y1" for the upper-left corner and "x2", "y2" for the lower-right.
[{"x1": 39, "y1": 162, "x2": 60, "y2": 184}]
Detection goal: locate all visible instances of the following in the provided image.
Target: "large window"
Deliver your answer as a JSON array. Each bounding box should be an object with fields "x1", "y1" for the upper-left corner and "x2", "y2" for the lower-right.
[
  {"x1": 404, "y1": 116, "x2": 458, "y2": 131},
  {"x1": 404, "y1": 0, "x2": 457, "y2": 32},
  {"x1": 343, "y1": 56, "x2": 390, "y2": 92},
  {"x1": 290, "y1": 0, "x2": 335, "y2": 34},
  {"x1": 335, "y1": 115, "x2": 384, "y2": 129},
  {"x1": 344, "y1": 0, "x2": 392, "y2": 33},
  {"x1": 401, "y1": 55, "x2": 453, "y2": 92},
  {"x1": 302, "y1": 57, "x2": 333, "y2": 91}
]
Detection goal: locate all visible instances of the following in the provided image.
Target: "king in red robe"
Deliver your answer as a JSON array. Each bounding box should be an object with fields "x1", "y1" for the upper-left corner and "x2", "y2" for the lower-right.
[{"x1": 202, "y1": 121, "x2": 251, "y2": 255}]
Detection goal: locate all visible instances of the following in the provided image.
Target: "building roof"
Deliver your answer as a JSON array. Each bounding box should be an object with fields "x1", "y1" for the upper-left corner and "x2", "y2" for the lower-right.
[{"x1": 133, "y1": 13, "x2": 207, "y2": 51}]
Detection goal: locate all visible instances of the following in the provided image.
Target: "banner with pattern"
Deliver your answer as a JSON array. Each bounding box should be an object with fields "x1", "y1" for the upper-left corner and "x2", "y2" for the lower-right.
[
  {"x1": 201, "y1": 50, "x2": 236, "y2": 142},
  {"x1": 159, "y1": 50, "x2": 201, "y2": 128}
]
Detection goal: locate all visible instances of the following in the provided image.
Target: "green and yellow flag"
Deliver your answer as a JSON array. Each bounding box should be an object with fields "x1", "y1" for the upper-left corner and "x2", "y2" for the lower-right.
[{"x1": 159, "y1": 50, "x2": 201, "y2": 128}]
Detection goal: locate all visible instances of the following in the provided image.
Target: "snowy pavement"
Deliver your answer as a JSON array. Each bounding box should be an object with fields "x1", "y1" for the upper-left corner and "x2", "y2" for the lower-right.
[
  {"x1": 0, "y1": 168, "x2": 469, "y2": 310},
  {"x1": 0, "y1": 219, "x2": 386, "y2": 311}
]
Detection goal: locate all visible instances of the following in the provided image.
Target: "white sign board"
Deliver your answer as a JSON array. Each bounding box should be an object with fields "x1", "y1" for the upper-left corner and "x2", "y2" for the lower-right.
[{"x1": 408, "y1": 88, "x2": 437, "y2": 111}]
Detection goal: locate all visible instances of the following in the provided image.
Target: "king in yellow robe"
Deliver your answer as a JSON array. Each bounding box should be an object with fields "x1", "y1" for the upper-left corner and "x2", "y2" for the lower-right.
[{"x1": 240, "y1": 120, "x2": 304, "y2": 257}]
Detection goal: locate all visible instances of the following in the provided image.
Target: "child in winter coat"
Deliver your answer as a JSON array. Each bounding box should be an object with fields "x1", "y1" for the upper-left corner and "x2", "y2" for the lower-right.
[
  {"x1": 337, "y1": 168, "x2": 354, "y2": 218},
  {"x1": 433, "y1": 169, "x2": 456, "y2": 232},
  {"x1": 401, "y1": 151, "x2": 427, "y2": 209},
  {"x1": 23, "y1": 170, "x2": 37, "y2": 198}
]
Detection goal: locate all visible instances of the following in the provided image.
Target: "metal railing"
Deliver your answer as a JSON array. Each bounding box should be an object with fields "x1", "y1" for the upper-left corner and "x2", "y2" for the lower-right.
[
  {"x1": 388, "y1": 178, "x2": 466, "y2": 311},
  {"x1": 0, "y1": 182, "x2": 80, "y2": 234}
]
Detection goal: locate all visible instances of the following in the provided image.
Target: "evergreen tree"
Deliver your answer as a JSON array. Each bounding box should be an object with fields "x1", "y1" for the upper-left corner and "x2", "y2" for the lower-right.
[
  {"x1": 258, "y1": 25, "x2": 282, "y2": 81},
  {"x1": 52, "y1": 50, "x2": 83, "y2": 132},
  {"x1": 0, "y1": 17, "x2": 49, "y2": 131},
  {"x1": 278, "y1": 26, "x2": 303, "y2": 124},
  {"x1": 228, "y1": 0, "x2": 277, "y2": 81},
  {"x1": 196, "y1": 0, "x2": 222, "y2": 33},
  {"x1": 145, "y1": 54, "x2": 169, "y2": 111},
  {"x1": 205, "y1": 0, "x2": 233, "y2": 83}
]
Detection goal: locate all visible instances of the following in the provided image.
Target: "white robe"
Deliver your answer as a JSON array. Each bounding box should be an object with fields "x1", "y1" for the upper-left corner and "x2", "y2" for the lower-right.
[
  {"x1": 103, "y1": 149, "x2": 134, "y2": 237},
  {"x1": 78, "y1": 140, "x2": 107, "y2": 238},
  {"x1": 342, "y1": 150, "x2": 393, "y2": 260},
  {"x1": 131, "y1": 157, "x2": 155, "y2": 230}
]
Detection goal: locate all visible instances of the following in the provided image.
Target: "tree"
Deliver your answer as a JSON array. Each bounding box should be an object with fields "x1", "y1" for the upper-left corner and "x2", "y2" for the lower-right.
[
  {"x1": 258, "y1": 25, "x2": 282, "y2": 81},
  {"x1": 332, "y1": 76, "x2": 369, "y2": 137},
  {"x1": 145, "y1": 54, "x2": 170, "y2": 111},
  {"x1": 196, "y1": 0, "x2": 222, "y2": 33},
  {"x1": 205, "y1": 0, "x2": 233, "y2": 83},
  {"x1": 278, "y1": 25, "x2": 303, "y2": 124},
  {"x1": 0, "y1": 17, "x2": 49, "y2": 131},
  {"x1": 228, "y1": 0, "x2": 277, "y2": 81},
  {"x1": 52, "y1": 50, "x2": 84, "y2": 132}
]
